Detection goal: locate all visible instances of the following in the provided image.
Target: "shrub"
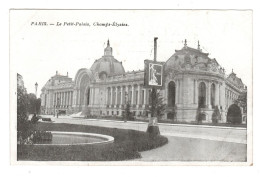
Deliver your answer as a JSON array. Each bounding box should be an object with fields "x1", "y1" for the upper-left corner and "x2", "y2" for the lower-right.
[
  {"x1": 123, "y1": 101, "x2": 134, "y2": 121},
  {"x1": 196, "y1": 108, "x2": 204, "y2": 123},
  {"x1": 212, "y1": 106, "x2": 221, "y2": 124},
  {"x1": 31, "y1": 114, "x2": 39, "y2": 124},
  {"x1": 17, "y1": 130, "x2": 52, "y2": 145},
  {"x1": 149, "y1": 89, "x2": 166, "y2": 119}
]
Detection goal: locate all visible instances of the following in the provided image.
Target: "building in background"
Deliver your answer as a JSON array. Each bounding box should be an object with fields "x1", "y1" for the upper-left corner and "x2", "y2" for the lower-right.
[{"x1": 40, "y1": 40, "x2": 247, "y2": 123}]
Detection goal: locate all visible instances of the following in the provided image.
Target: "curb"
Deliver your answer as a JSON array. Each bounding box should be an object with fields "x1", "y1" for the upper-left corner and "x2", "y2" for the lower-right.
[{"x1": 71, "y1": 117, "x2": 247, "y2": 130}]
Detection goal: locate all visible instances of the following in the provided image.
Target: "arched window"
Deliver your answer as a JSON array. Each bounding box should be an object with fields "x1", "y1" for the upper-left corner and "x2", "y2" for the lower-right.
[
  {"x1": 168, "y1": 81, "x2": 176, "y2": 107},
  {"x1": 198, "y1": 82, "x2": 206, "y2": 108},
  {"x1": 211, "y1": 83, "x2": 215, "y2": 107},
  {"x1": 86, "y1": 88, "x2": 90, "y2": 105}
]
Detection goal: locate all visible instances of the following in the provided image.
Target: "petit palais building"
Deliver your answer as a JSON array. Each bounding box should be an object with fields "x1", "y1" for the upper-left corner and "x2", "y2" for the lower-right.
[{"x1": 40, "y1": 40, "x2": 247, "y2": 123}]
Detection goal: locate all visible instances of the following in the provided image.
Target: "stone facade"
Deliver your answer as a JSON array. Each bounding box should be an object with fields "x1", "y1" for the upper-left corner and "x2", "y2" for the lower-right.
[{"x1": 41, "y1": 40, "x2": 247, "y2": 123}]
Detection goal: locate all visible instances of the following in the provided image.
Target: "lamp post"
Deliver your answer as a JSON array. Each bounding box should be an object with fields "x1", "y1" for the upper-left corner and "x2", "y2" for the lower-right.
[
  {"x1": 124, "y1": 92, "x2": 129, "y2": 122},
  {"x1": 57, "y1": 97, "x2": 60, "y2": 118},
  {"x1": 35, "y1": 82, "x2": 38, "y2": 98},
  {"x1": 35, "y1": 82, "x2": 38, "y2": 114}
]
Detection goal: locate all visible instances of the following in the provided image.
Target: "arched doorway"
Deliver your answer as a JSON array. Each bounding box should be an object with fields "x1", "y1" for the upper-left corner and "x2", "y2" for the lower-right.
[
  {"x1": 198, "y1": 82, "x2": 206, "y2": 108},
  {"x1": 85, "y1": 87, "x2": 90, "y2": 106},
  {"x1": 211, "y1": 83, "x2": 215, "y2": 108},
  {"x1": 227, "y1": 104, "x2": 242, "y2": 124},
  {"x1": 74, "y1": 68, "x2": 93, "y2": 112},
  {"x1": 168, "y1": 81, "x2": 176, "y2": 107}
]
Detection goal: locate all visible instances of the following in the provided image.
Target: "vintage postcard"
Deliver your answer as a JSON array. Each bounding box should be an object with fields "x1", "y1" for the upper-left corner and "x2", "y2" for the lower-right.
[{"x1": 10, "y1": 9, "x2": 253, "y2": 165}]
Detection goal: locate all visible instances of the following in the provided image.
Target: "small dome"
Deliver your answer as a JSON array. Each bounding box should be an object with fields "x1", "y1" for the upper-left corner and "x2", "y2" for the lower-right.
[
  {"x1": 90, "y1": 40, "x2": 125, "y2": 78},
  {"x1": 165, "y1": 40, "x2": 212, "y2": 71}
]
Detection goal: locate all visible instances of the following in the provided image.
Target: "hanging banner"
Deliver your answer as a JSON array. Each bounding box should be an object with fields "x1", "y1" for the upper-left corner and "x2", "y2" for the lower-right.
[{"x1": 144, "y1": 60, "x2": 165, "y2": 88}]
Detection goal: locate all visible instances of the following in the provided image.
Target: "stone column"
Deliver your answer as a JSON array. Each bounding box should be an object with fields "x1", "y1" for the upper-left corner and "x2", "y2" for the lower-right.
[
  {"x1": 105, "y1": 87, "x2": 109, "y2": 105},
  {"x1": 64, "y1": 92, "x2": 67, "y2": 107},
  {"x1": 64, "y1": 92, "x2": 66, "y2": 106},
  {"x1": 110, "y1": 87, "x2": 113, "y2": 105},
  {"x1": 52, "y1": 93, "x2": 55, "y2": 106},
  {"x1": 137, "y1": 84, "x2": 141, "y2": 105},
  {"x1": 207, "y1": 82, "x2": 211, "y2": 109},
  {"x1": 60, "y1": 92, "x2": 63, "y2": 107},
  {"x1": 56, "y1": 93, "x2": 58, "y2": 106},
  {"x1": 62, "y1": 92, "x2": 64, "y2": 107},
  {"x1": 67, "y1": 91, "x2": 70, "y2": 106},
  {"x1": 194, "y1": 79, "x2": 198, "y2": 104},
  {"x1": 131, "y1": 85, "x2": 134, "y2": 105},
  {"x1": 115, "y1": 87, "x2": 118, "y2": 106},
  {"x1": 143, "y1": 89, "x2": 147, "y2": 105},
  {"x1": 179, "y1": 79, "x2": 182, "y2": 104},
  {"x1": 72, "y1": 90, "x2": 76, "y2": 106},
  {"x1": 56, "y1": 92, "x2": 58, "y2": 107},
  {"x1": 92, "y1": 87, "x2": 95, "y2": 105},
  {"x1": 61, "y1": 92, "x2": 62, "y2": 106},
  {"x1": 64, "y1": 92, "x2": 66, "y2": 107},
  {"x1": 70, "y1": 91, "x2": 72, "y2": 106},
  {"x1": 175, "y1": 80, "x2": 178, "y2": 104},
  {"x1": 53, "y1": 93, "x2": 55, "y2": 107},
  {"x1": 120, "y1": 87, "x2": 123, "y2": 106},
  {"x1": 67, "y1": 92, "x2": 69, "y2": 106},
  {"x1": 69, "y1": 91, "x2": 72, "y2": 106},
  {"x1": 88, "y1": 88, "x2": 92, "y2": 105},
  {"x1": 215, "y1": 82, "x2": 220, "y2": 107},
  {"x1": 125, "y1": 86, "x2": 129, "y2": 104}
]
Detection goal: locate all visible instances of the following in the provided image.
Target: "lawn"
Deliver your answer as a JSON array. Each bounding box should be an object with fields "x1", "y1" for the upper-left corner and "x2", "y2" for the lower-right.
[{"x1": 17, "y1": 122, "x2": 168, "y2": 161}]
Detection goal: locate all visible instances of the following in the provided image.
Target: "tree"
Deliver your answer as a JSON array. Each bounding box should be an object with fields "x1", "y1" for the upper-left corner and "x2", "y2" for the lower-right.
[
  {"x1": 148, "y1": 89, "x2": 166, "y2": 119},
  {"x1": 123, "y1": 100, "x2": 133, "y2": 121},
  {"x1": 227, "y1": 104, "x2": 242, "y2": 124},
  {"x1": 17, "y1": 86, "x2": 29, "y2": 128},
  {"x1": 36, "y1": 98, "x2": 41, "y2": 114},
  {"x1": 17, "y1": 85, "x2": 31, "y2": 143},
  {"x1": 234, "y1": 92, "x2": 247, "y2": 114},
  {"x1": 212, "y1": 106, "x2": 221, "y2": 124},
  {"x1": 27, "y1": 93, "x2": 37, "y2": 114}
]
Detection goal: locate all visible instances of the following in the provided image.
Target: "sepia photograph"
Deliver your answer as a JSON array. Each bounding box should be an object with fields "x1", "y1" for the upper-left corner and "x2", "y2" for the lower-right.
[{"x1": 9, "y1": 9, "x2": 252, "y2": 165}]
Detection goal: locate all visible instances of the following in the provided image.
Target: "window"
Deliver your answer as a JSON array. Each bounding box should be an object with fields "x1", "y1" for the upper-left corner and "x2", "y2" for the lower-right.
[
  {"x1": 168, "y1": 81, "x2": 176, "y2": 107},
  {"x1": 198, "y1": 82, "x2": 206, "y2": 108},
  {"x1": 211, "y1": 83, "x2": 215, "y2": 107}
]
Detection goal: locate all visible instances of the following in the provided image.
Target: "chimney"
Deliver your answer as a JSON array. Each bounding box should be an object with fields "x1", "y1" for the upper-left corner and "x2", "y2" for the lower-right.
[
  {"x1": 56, "y1": 71, "x2": 58, "y2": 75},
  {"x1": 154, "y1": 37, "x2": 158, "y2": 62},
  {"x1": 67, "y1": 72, "x2": 68, "y2": 77}
]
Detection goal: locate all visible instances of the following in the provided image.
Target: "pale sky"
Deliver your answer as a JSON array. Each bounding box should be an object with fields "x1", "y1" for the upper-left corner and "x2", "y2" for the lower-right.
[{"x1": 10, "y1": 10, "x2": 252, "y2": 95}]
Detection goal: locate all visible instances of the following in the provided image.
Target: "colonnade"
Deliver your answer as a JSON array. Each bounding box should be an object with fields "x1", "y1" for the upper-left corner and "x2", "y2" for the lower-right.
[
  {"x1": 54, "y1": 91, "x2": 73, "y2": 108},
  {"x1": 225, "y1": 88, "x2": 239, "y2": 108},
  {"x1": 167, "y1": 79, "x2": 223, "y2": 109},
  {"x1": 106, "y1": 84, "x2": 151, "y2": 107}
]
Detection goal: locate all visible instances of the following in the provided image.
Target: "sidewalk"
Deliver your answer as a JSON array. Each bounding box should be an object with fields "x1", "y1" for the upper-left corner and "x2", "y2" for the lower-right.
[
  {"x1": 40, "y1": 115, "x2": 247, "y2": 145},
  {"x1": 40, "y1": 114, "x2": 246, "y2": 130}
]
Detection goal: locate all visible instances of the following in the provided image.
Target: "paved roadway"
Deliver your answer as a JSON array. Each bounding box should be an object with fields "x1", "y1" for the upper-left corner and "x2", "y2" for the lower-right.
[{"x1": 40, "y1": 115, "x2": 247, "y2": 161}]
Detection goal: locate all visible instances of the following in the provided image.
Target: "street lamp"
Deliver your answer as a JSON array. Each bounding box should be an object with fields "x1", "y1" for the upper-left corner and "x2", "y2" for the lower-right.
[
  {"x1": 35, "y1": 82, "x2": 38, "y2": 114},
  {"x1": 35, "y1": 82, "x2": 38, "y2": 98}
]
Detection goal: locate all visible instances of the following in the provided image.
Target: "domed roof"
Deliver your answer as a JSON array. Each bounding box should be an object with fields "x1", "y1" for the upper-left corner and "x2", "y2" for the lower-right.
[
  {"x1": 165, "y1": 40, "x2": 219, "y2": 71},
  {"x1": 90, "y1": 40, "x2": 125, "y2": 78}
]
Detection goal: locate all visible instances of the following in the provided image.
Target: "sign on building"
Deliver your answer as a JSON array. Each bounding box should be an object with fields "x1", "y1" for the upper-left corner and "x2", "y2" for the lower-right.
[{"x1": 144, "y1": 60, "x2": 165, "y2": 88}]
